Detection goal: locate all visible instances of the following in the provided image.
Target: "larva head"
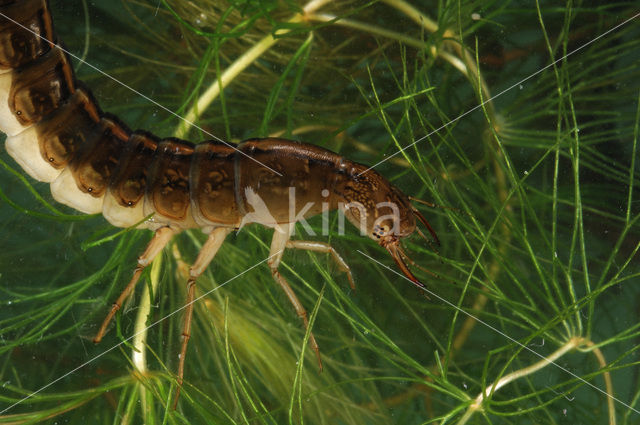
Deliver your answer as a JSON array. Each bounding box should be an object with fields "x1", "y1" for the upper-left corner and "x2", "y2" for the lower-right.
[{"x1": 337, "y1": 163, "x2": 439, "y2": 286}]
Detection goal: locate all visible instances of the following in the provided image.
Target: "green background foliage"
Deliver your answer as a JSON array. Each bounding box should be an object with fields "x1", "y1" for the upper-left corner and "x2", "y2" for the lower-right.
[{"x1": 1, "y1": 0, "x2": 639, "y2": 423}]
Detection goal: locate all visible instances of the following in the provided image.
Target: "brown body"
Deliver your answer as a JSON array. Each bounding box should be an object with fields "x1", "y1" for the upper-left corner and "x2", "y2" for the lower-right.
[
  {"x1": 0, "y1": 0, "x2": 437, "y2": 407},
  {"x1": 0, "y1": 0, "x2": 387, "y2": 230}
]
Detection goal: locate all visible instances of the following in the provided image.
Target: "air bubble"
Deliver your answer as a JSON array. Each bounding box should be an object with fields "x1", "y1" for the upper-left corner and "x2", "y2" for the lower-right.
[{"x1": 194, "y1": 13, "x2": 208, "y2": 27}]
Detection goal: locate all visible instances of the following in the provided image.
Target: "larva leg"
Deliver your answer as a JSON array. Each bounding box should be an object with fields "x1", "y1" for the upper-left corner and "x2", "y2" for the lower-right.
[
  {"x1": 93, "y1": 226, "x2": 175, "y2": 343},
  {"x1": 269, "y1": 224, "x2": 323, "y2": 371},
  {"x1": 175, "y1": 227, "x2": 231, "y2": 407},
  {"x1": 285, "y1": 240, "x2": 355, "y2": 291}
]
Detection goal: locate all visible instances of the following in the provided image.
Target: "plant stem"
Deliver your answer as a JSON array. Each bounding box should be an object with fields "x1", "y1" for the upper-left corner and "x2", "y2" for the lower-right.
[
  {"x1": 382, "y1": 0, "x2": 494, "y2": 116},
  {"x1": 456, "y1": 337, "x2": 582, "y2": 425},
  {"x1": 581, "y1": 341, "x2": 617, "y2": 425},
  {"x1": 174, "y1": 0, "x2": 333, "y2": 138},
  {"x1": 456, "y1": 336, "x2": 619, "y2": 425},
  {"x1": 131, "y1": 250, "x2": 163, "y2": 418}
]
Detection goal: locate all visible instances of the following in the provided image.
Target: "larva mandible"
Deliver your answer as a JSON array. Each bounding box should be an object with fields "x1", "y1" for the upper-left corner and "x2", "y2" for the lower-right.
[{"x1": 0, "y1": 0, "x2": 439, "y2": 403}]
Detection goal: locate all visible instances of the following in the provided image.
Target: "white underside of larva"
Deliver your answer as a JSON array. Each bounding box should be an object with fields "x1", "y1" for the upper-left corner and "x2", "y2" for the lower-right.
[
  {"x1": 50, "y1": 167, "x2": 104, "y2": 214},
  {"x1": 6, "y1": 126, "x2": 62, "y2": 182},
  {"x1": 0, "y1": 69, "x2": 204, "y2": 231},
  {"x1": 102, "y1": 189, "x2": 146, "y2": 228},
  {"x1": 1, "y1": 71, "x2": 63, "y2": 183},
  {"x1": 0, "y1": 72, "x2": 28, "y2": 136}
]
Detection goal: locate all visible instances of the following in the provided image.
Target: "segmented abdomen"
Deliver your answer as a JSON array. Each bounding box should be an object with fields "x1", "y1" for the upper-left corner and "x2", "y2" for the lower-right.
[{"x1": 0, "y1": 0, "x2": 349, "y2": 231}]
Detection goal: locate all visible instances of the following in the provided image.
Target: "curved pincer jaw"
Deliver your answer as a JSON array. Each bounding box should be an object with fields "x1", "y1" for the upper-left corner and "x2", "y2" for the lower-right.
[{"x1": 382, "y1": 239, "x2": 425, "y2": 289}]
